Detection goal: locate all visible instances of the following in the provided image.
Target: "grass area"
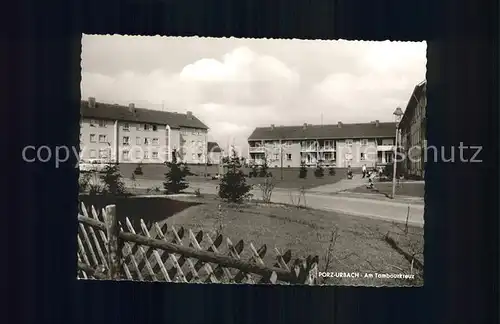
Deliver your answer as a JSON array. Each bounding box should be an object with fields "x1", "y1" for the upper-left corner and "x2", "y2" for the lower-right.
[
  {"x1": 162, "y1": 198, "x2": 424, "y2": 287},
  {"x1": 116, "y1": 163, "x2": 348, "y2": 190},
  {"x1": 349, "y1": 182, "x2": 425, "y2": 198}
]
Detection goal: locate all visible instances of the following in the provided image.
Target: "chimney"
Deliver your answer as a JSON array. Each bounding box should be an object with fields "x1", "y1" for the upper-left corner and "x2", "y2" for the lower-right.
[
  {"x1": 128, "y1": 103, "x2": 135, "y2": 113},
  {"x1": 271, "y1": 124, "x2": 275, "y2": 130},
  {"x1": 303, "y1": 123, "x2": 307, "y2": 130},
  {"x1": 375, "y1": 120, "x2": 380, "y2": 127},
  {"x1": 88, "y1": 97, "x2": 96, "y2": 108},
  {"x1": 187, "y1": 111, "x2": 193, "y2": 119},
  {"x1": 338, "y1": 121, "x2": 342, "y2": 128}
]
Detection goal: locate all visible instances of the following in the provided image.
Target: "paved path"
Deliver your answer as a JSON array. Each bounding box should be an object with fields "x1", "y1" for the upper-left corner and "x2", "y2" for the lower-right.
[
  {"x1": 123, "y1": 178, "x2": 424, "y2": 227},
  {"x1": 305, "y1": 174, "x2": 367, "y2": 194}
]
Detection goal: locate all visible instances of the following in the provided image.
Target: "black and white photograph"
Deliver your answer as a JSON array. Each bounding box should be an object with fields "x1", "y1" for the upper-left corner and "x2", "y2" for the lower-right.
[{"x1": 77, "y1": 35, "x2": 426, "y2": 286}]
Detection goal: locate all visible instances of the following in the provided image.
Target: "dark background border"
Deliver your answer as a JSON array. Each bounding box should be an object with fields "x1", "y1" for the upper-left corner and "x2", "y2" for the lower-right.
[{"x1": 4, "y1": 0, "x2": 498, "y2": 323}]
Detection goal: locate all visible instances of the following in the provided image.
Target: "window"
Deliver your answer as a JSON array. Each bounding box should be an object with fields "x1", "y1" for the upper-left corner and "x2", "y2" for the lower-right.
[
  {"x1": 286, "y1": 154, "x2": 292, "y2": 160},
  {"x1": 273, "y1": 154, "x2": 279, "y2": 161},
  {"x1": 152, "y1": 138, "x2": 159, "y2": 145},
  {"x1": 144, "y1": 137, "x2": 150, "y2": 145},
  {"x1": 122, "y1": 150, "x2": 130, "y2": 161},
  {"x1": 136, "y1": 137, "x2": 141, "y2": 145},
  {"x1": 345, "y1": 139, "x2": 353, "y2": 147},
  {"x1": 89, "y1": 134, "x2": 96, "y2": 143},
  {"x1": 198, "y1": 153, "x2": 202, "y2": 158},
  {"x1": 143, "y1": 151, "x2": 149, "y2": 159},
  {"x1": 152, "y1": 151, "x2": 158, "y2": 159},
  {"x1": 89, "y1": 149, "x2": 97, "y2": 158},
  {"x1": 123, "y1": 136, "x2": 129, "y2": 145},
  {"x1": 152, "y1": 125, "x2": 158, "y2": 131},
  {"x1": 99, "y1": 149, "x2": 109, "y2": 159},
  {"x1": 192, "y1": 153, "x2": 197, "y2": 160},
  {"x1": 98, "y1": 120, "x2": 106, "y2": 127},
  {"x1": 123, "y1": 123, "x2": 130, "y2": 131},
  {"x1": 360, "y1": 139, "x2": 368, "y2": 146},
  {"x1": 143, "y1": 124, "x2": 150, "y2": 131},
  {"x1": 89, "y1": 119, "x2": 96, "y2": 127},
  {"x1": 99, "y1": 135, "x2": 107, "y2": 143},
  {"x1": 360, "y1": 153, "x2": 366, "y2": 160},
  {"x1": 135, "y1": 150, "x2": 141, "y2": 159}
]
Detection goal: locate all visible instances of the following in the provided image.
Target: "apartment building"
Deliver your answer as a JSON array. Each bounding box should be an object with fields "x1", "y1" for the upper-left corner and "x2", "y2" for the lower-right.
[
  {"x1": 248, "y1": 121, "x2": 397, "y2": 168},
  {"x1": 399, "y1": 80, "x2": 427, "y2": 179},
  {"x1": 207, "y1": 142, "x2": 223, "y2": 164},
  {"x1": 80, "y1": 97, "x2": 209, "y2": 164}
]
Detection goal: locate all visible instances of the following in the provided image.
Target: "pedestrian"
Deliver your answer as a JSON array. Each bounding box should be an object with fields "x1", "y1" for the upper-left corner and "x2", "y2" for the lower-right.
[
  {"x1": 347, "y1": 165, "x2": 353, "y2": 179},
  {"x1": 362, "y1": 164, "x2": 367, "y2": 178}
]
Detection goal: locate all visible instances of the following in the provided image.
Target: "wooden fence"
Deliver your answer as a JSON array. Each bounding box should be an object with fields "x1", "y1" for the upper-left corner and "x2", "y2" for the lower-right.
[{"x1": 77, "y1": 202, "x2": 319, "y2": 284}]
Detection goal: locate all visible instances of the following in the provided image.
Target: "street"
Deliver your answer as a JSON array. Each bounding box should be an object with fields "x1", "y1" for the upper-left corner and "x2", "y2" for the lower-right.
[{"x1": 123, "y1": 178, "x2": 424, "y2": 227}]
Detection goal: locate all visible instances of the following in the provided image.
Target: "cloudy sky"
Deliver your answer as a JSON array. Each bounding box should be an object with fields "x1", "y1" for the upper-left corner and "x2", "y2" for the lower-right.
[{"x1": 81, "y1": 35, "x2": 426, "y2": 152}]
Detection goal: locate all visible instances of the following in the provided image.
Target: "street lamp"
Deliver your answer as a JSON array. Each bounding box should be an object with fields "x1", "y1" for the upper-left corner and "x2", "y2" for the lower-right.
[{"x1": 392, "y1": 107, "x2": 404, "y2": 199}]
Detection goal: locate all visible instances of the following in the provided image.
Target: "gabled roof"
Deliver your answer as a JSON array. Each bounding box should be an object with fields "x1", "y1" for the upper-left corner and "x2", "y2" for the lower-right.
[
  {"x1": 248, "y1": 122, "x2": 397, "y2": 141},
  {"x1": 80, "y1": 100, "x2": 209, "y2": 129},
  {"x1": 400, "y1": 80, "x2": 426, "y2": 129},
  {"x1": 208, "y1": 141, "x2": 222, "y2": 153}
]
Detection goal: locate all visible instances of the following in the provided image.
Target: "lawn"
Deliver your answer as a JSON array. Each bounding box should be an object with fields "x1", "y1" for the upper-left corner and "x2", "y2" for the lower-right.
[
  {"x1": 115, "y1": 163, "x2": 348, "y2": 190},
  {"x1": 349, "y1": 182, "x2": 425, "y2": 198},
  {"x1": 161, "y1": 198, "x2": 424, "y2": 287}
]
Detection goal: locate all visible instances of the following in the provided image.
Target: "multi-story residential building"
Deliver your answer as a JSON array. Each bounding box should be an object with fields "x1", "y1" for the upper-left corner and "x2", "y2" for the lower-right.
[
  {"x1": 80, "y1": 97, "x2": 209, "y2": 164},
  {"x1": 399, "y1": 80, "x2": 427, "y2": 179},
  {"x1": 207, "y1": 142, "x2": 223, "y2": 164},
  {"x1": 247, "y1": 121, "x2": 397, "y2": 168}
]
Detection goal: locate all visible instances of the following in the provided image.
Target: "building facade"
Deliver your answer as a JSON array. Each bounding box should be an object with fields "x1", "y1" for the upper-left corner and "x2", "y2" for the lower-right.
[
  {"x1": 399, "y1": 80, "x2": 427, "y2": 179},
  {"x1": 248, "y1": 121, "x2": 397, "y2": 168},
  {"x1": 207, "y1": 142, "x2": 223, "y2": 164},
  {"x1": 80, "y1": 97, "x2": 209, "y2": 164}
]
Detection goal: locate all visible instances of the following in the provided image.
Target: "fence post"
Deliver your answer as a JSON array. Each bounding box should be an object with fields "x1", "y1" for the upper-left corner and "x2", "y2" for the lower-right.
[{"x1": 105, "y1": 204, "x2": 121, "y2": 280}]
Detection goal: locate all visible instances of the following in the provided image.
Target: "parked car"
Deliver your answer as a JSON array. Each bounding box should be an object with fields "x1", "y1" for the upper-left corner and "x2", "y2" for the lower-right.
[{"x1": 79, "y1": 159, "x2": 107, "y2": 173}]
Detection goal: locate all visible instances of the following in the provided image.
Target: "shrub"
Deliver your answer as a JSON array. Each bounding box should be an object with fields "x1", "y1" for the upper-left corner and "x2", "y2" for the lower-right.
[
  {"x1": 299, "y1": 161, "x2": 308, "y2": 178},
  {"x1": 314, "y1": 164, "x2": 324, "y2": 178},
  {"x1": 163, "y1": 150, "x2": 189, "y2": 194},
  {"x1": 256, "y1": 176, "x2": 275, "y2": 203},
  {"x1": 249, "y1": 165, "x2": 259, "y2": 178},
  {"x1": 328, "y1": 167, "x2": 336, "y2": 176},
  {"x1": 100, "y1": 164, "x2": 127, "y2": 196},
  {"x1": 133, "y1": 163, "x2": 143, "y2": 175},
  {"x1": 218, "y1": 150, "x2": 252, "y2": 203},
  {"x1": 79, "y1": 172, "x2": 91, "y2": 193}
]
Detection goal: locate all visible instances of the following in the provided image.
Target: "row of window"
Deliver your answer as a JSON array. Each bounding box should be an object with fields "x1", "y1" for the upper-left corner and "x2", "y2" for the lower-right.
[
  {"x1": 88, "y1": 120, "x2": 160, "y2": 132},
  {"x1": 254, "y1": 139, "x2": 381, "y2": 148},
  {"x1": 121, "y1": 150, "x2": 160, "y2": 161},
  {"x1": 123, "y1": 136, "x2": 160, "y2": 145}
]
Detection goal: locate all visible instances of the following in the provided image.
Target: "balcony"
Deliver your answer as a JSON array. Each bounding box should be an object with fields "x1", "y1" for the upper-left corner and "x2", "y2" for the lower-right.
[
  {"x1": 318, "y1": 146, "x2": 335, "y2": 152},
  {"x1": 249, "y1": 146, "x2": 265, "y2": 153},
  {"x1": 377, "y1": 145, "x2": 394, "y2": 152},
  {"x1": 300, "y1": 146, "x2": 317, "y2": 152}
]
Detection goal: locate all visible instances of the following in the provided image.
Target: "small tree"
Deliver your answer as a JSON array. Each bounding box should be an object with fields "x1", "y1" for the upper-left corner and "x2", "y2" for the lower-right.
[
  {"x1": 163, "y1": 149, "x2": 189, "y2": 194},
  {"x1": 314, "y1": 164, "x2": 324, "y2": 178},
  {"x1": 218, "y1": 150, "x2": 252, "y2": 203},
  {"x1": 299, "y1": 161, "x2": 308, "y2": 178},
  {"x1": 328, "y1": 166, "x2": 336, "y2": 176},
  {"x1": 100, "y1": 164, "x2": 127, "y2": 196}
]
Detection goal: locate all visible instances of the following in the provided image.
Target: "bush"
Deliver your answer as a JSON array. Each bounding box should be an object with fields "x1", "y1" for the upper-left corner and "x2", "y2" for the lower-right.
[
  {"x1": 133, "y1": 163, "x2": 143, "y2": 175},
  {"x1": 328, "y1": 167, "x2": 336, "y2": 176},
  {"x1": 79, "y1": 172, "x2": 91, "y2": 193},
  {"x1": 250, "y1": 165, "x2": 259, "y2": 178},
  {"x1": 299, "y1": 161, "x2": 308, "y2": 178},
  {"x1": 218, "y1": 150, "x2": 252, "y2": 203},
  {"x1": 163, "y1": 150, "x2": 189, "y2": 194},
  {"x1": 100, "y1": 164, "x2": 127, "y2": 196},
  {"x1": 314, "y1": 165, "x2": 324, "y2": 178}
]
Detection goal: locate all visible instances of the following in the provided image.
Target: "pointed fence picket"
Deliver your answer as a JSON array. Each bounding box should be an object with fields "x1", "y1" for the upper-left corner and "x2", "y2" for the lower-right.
[{"x1": 77, "y1": 202, "x2": 319, "y2": 284}]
